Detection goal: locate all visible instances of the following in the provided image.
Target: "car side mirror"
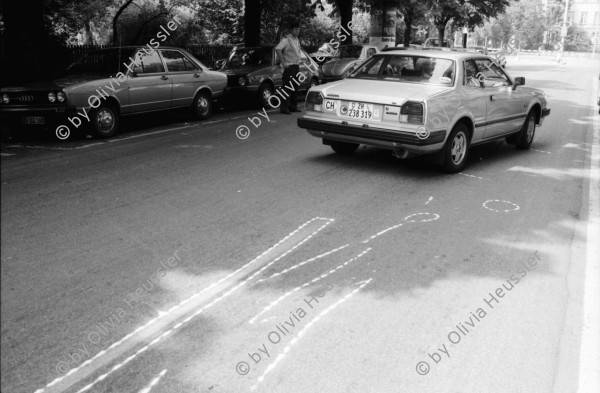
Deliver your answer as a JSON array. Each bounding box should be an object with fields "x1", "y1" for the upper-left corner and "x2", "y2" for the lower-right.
[{"x1": 513, "y1": 77, "x2": 525, "y2": 89}]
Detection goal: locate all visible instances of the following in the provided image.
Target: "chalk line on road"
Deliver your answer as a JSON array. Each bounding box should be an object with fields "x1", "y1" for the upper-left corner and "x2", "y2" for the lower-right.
[
  {"x1": 250, "y1": 278, "x2": 373, "y2": 392},
  {"x1": 137, "y1": 369, "x2": 167, "y2": 393},
  {"x1": 35, "y1": 217, "x2": 334, "y2": 393},
  {"x1": 249, "y1": 247, "x2": 372, "y2": 324},
  {"x1": 361, "y1": 212, "x2": 440, "y2": 244}
]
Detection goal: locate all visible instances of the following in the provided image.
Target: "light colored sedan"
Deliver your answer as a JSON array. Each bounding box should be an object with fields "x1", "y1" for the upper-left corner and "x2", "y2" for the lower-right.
[
  {"x1": 297, "y1": 50, "x2": 551, "y2": 173},
  {"x1": 320, "y1": 44, "x2": 380, "y2": 83},
  {"x1": 0, "y1": 46, "x2": 227, "y2": 139}
]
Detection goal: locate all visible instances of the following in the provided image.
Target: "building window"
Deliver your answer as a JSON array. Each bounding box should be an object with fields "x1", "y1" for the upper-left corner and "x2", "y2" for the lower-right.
[{"x1": 579, "y1": 12, "x2": 587, "y2": 25}]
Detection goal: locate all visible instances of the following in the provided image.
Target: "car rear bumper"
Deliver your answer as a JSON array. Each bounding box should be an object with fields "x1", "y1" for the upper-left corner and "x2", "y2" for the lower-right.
[{"x1": 297, "y1": 117, "x2": 446, "y2": 153}]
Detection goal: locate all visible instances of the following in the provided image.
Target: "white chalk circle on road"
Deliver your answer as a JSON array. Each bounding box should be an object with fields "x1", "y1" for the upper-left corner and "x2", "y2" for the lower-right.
[{"x1": 483, "y1": 199, "x2": 520, "y2": 213}]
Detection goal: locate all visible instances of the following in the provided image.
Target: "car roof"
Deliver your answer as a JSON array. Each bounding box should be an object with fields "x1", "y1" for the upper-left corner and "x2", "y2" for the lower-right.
[{"x1": 372, "y1": 49, "x2": 487, "y2": 60}]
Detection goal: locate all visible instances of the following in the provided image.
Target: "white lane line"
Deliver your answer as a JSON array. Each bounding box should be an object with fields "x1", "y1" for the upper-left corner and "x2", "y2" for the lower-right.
[
  {"x1": 70, "y1": 218, "x2": 334, "y2": 393},
  {"x1": 250, "y1": 278, "x2": 373, "y2": 392},
  {"x1": 137, "y1": 369, "x2": 167, "y2": 393},
  {"x1": 425, "y1": 196, "x2": 433, "y2": 205},
  {"x1": 34, "y1": 217, "x2": 333, "y2": 393},
  {"x1": 249, "y1": 248, "x2": 371, "y2": 324},
  {"x1": 362, "y1": 223, "x2": 403, "y2": 244},
  {"x1": 458, "y1": 172, "x2": 488, "y2": 180},
  {"x1": 577, "y1": 77, "x2": 600, "y2": 393},
  {"x1": 254, "y1": 244, "x2": 350, "y2": 284}
]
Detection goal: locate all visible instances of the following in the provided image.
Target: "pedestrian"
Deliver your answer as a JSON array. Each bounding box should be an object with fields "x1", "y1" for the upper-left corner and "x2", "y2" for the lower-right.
[{"x1": 275, "y1": 20, "x2": 303, "y2": 114}]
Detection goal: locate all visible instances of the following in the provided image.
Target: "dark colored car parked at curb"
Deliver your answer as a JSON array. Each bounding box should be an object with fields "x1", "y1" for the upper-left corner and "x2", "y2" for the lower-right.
[
  {"x1": 216, "y1": 45, "x2": 320, "y2": 108},
  {"x1": 0, "y1": 46, "x2": 227, "y2": 140}
]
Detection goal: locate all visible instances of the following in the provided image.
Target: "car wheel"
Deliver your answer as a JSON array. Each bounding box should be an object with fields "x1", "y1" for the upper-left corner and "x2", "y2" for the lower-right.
[
  {"x1": 192, "y1": 90, "x2": 212, "y2": 120},
  {"x1": 259, "y1": 83, "x2": 274, "y2": 108},
  {"x1": 515, "y1": 110, "x2": 536, "y2": 150},
  {"x1": 329, "y1": 140, "x2": 359, "y2": 155},
  {"x1": 90, "y1": 103, "x2": 119, "y2": 139},
  {"x1": 442, "y1": 122, "x2": 469, "y2": 173}
]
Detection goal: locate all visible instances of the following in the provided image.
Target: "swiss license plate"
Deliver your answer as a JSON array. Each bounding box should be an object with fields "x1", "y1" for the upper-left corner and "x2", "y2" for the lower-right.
[
  {"x1": 23, "y1": 116, "x2": 45, "y2": 125},
  {"x1": 343, "y1": 102, "x2": 373, "y2": 120}
]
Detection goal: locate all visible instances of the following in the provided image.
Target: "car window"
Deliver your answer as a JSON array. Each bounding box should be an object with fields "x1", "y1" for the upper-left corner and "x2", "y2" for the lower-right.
[
  {"x1": 136, "y1": 51, "x2": 165, "y2": 74},
  {"x1": 336, "y1": 46, "x2": 362, "y2": 58},
  {"x1": 351, "y1": 55, "x2": 454, "y2": 85},
  {"x1": 464, "y1": 59, "x2": 481, "y2": 88},
  {"x1": 225, "y1": 47, "x2": 272, "y2": 68},
  {"x1": 161, "y1": 50, "x2": 200, "y2": 72},
  {"x1": 474, "y1": 58, "x2": 510, "y2": 87}
]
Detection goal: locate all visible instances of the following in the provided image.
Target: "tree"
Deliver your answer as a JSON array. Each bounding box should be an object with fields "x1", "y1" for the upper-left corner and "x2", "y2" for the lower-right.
[
  {"x1": 398, "y1": 0, "x2": 428, "y2": 46},
  {"x1": 244, "y1": 0, "x2": 261, "y2": 46},
  {"x1": 311, "y1": 0, "x2": 354, "y2": 45}
]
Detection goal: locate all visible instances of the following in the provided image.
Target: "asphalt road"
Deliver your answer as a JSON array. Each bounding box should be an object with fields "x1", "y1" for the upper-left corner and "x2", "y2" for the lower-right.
[{"x1": 1, "y1": 55, "x2": 599, "y2": 393}]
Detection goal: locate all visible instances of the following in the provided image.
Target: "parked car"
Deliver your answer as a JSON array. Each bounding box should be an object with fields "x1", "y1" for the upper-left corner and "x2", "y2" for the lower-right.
[
  {"x1": 422, "y1": 38, "x2": 454, "y2": 51},
  {"x1": 297, "y1": 50, "x2": 551, "y2": 173},
  {"x1": 217, "y1": 45, "x2": 320, "y2": 108},
  {"x1": 320, "y1": 44, "x2": 380, "y2": 83},
  {"x1": 0, "y1": 46, "x2": 227, "y2": 140},
  {"x1": 309, "y1": 43, "x2": 336, "y2": 66}
]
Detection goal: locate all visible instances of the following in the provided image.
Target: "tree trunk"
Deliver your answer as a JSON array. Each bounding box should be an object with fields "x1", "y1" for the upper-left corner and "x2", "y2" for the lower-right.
[
  {"x1": 337, "y1": 0, "x2": 353, "y2": 44},
  {"x1": 403, "y1": 17, "x2": 412, "y2": 46},
  {"x1": 112, "y1": 0, "x2": 135, "y2": 46},
  {"x1": 244, "y1": 0, "x2": 261, "y2": 46},
  {"x1": 84, "y1": 21, "x2": 94, "y2": 45},
  {"x1": 437, "y1": 25, "x2": 445, "y2": 43}
]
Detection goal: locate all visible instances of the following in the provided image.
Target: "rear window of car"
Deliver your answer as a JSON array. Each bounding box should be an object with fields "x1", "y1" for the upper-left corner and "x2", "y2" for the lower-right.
[
  {"x1": 349, "y1": 54, "x2": 455, "y2": 85},
  {"x1": 161, "y1": 50, "x2": 200, "y2": 72}
]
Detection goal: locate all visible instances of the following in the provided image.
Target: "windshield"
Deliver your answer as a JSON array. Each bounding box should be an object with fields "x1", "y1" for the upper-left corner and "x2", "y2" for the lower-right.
[
  {"x1": 335, "y1": 46, "x2": 363, "y2": 59},
  {"x1": 65, "y1": 48, "x2": 133, "y2": 75},
  {"x1": 349, "y1": 54, "x2": 456, "y2": 85},
  {"x1": 224, "y1": 47, "x2": 273, "y2": 68}
]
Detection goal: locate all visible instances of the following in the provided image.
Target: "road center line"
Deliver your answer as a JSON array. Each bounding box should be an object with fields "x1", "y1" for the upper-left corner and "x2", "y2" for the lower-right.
[{"x1": 137, "y1": 369, "x2": 167, "y2": 393}]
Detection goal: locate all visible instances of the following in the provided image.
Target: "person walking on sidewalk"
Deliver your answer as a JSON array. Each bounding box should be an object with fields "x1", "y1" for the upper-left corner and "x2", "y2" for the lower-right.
[{"x1": 275, "y1": 20, "x2": 302, "y2": 114}]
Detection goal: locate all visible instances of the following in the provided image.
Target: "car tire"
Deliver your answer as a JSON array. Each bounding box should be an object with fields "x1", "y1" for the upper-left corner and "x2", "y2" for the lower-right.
[
  {"x1": 90, "y1": 103, "x2": 119, "y2": 139},
  {"x1": 259, "y1": 83, "x2": 274, "y2": 108},
  {"x1": 329, "y1": 140, "x2": 359, "y2": 155},
  {"x1": 442, "y1": 122, "x2": 469, "y2": 173},
  {"x1": 515, "y1": 110, "x2": 536, "y2": 150},
  {"x1": 192, "y1": 90, "x2": 212, "y2": 120}
]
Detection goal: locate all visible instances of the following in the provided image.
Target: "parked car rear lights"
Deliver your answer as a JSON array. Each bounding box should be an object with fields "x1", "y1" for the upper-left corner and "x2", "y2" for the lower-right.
[
  {"x1": 306, "y1": 91, "x2": 324, "y2": 112},
  {"x1": 400, "y1": 102, "x2": 424, "y2": 124}
]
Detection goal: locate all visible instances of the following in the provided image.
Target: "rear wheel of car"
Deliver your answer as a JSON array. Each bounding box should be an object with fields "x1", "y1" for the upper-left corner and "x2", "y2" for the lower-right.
[
  {"x1": 329, "y1": 140, "x2": 359, "y2": 155},
  {"x1": 515, "y1": 110, "x2": 536, "y2": 150},
  {"x1": 259, "y1": 83, "x2": 274, "y2": 108},
  {"x1": 442, "y1": 122, "x2": 469, "y2": 173},
  {"x1": 192, "y1": 90, "x2": 212, "y2": 120},
  {"x1": 90, "y1": 104, "x2": 119, "y2": 139}
]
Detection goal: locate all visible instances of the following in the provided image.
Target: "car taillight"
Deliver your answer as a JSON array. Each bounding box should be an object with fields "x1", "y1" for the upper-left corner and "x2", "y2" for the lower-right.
[
  {"x1": 306, "y1": 91, "x2": 324, "y2": 112},
  {"x1": 400, "y1": 102, "x2": 423, "y2": 124}
]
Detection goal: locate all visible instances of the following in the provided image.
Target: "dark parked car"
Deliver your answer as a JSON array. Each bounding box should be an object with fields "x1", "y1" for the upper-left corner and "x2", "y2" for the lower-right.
[
  {"x1": 217, "y1": 45, "x2": 320, "y2": 108},
  {"x1": 0, "y1": 46, "x2": 227, "y2": 139}
]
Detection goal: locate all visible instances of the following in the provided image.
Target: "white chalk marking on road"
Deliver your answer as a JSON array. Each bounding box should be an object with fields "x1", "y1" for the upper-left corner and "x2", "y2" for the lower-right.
[
  {"x1": 249, "y1": 248, "x2": 371, "y2": 324},
  {"x1": 425, "y1": 196, "x2": 433, "y2": 205},
  {"x1": 361, "y1": 212, "x2": 440, "y2": 243},
  {"x1": 34, "y1": 217, "x2": 333, "y2": 393},
  {"x1": 250, "y1": 278, "x2": 373, "y2": 392},
  {"x1": 531, "y1": 149, "x2": 552, "y2": 154},
  {"x1": 404, "y1": 212, "x2": 440, "y2": 223},
  {"x1": 137, "y1": 369, "x2": 167, "y2": 393},
  {"x1": 254, "y1": 244, "x2": 349, "y2": 284},
  {"x1": 482, "y1": 199, "x2": 520, "y2": 213},
  {"x1": 577, "y1": 77, "x2": 600, "y2": 393},
  {"x1": 1, "y1": 152, "x2": 15, "y2": 156},
  {"x1": 458, "y1": 172, "x2": 488, "y2": 180}
]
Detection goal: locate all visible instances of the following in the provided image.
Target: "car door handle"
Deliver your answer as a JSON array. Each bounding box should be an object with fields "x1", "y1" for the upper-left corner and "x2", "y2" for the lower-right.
[
  {"x1": 193, "y1": 73, "x2": 201, "y2": 78},
  {"x1": 490, "y1": 95, "x2": 495, "y2": 101},
  {"x1": 161, "y1": 75, "x2": 169, "y2": 80}
]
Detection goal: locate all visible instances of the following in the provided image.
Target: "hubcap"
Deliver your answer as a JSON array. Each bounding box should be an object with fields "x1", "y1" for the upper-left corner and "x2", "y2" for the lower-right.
[
  {"x1": 262, "y1": 88, "x2": 272, "y2": 101},
  {"x1": 526, "y1": 116, "x2": 535, "y2": 142},
  {"x1": 97, "y1": 109, "x2": 114, "y2": 133},
  {"x1": 451, "y1": 132, "x2": 466, "y2": 165},
  {"x1": 197, "y1": 96, "x2": 208, "y2": 114}
]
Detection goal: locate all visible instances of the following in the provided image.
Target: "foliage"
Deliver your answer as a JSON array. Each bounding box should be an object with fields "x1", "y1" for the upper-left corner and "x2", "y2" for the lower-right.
[{"x1": 565, "y1": 25, "x2": 591, "y2": 51}]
